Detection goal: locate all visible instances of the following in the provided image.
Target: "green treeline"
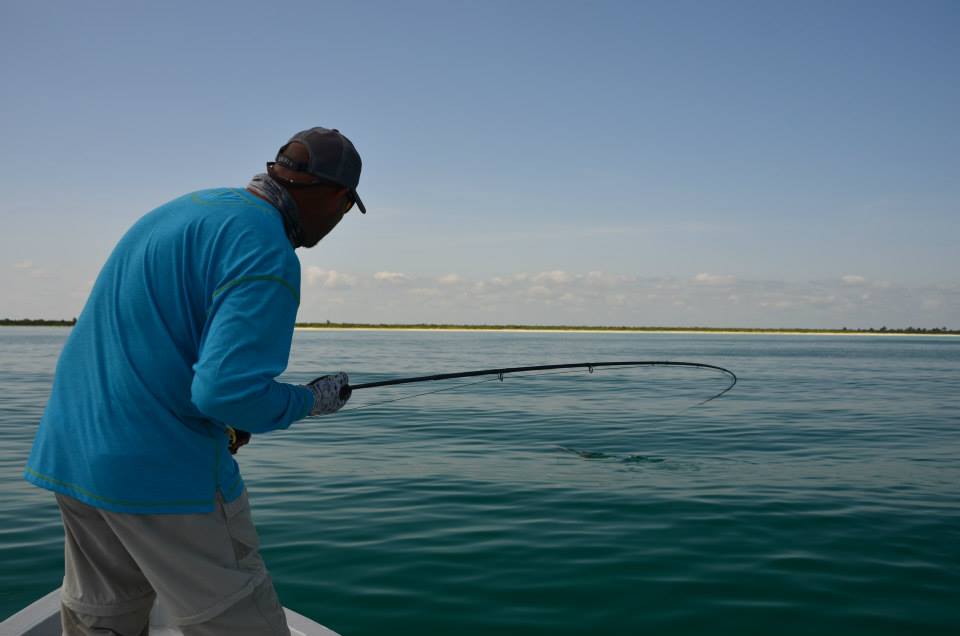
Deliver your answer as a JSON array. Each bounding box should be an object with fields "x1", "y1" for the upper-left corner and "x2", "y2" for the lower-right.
[
  {"x1": 2, "y1": 318, "x2": 956, "y2": 334},
  {"x1": 295, "y1": 322, "x2": 960, "y2": 335},
  {"x1": 1, "y1": 318, "x2": 77, "y2": 326}
]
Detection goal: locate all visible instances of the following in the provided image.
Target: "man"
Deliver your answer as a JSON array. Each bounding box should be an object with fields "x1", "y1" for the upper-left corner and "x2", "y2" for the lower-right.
[{"x1": 23, "y1": 127, "x2": 366, "y2": 635}]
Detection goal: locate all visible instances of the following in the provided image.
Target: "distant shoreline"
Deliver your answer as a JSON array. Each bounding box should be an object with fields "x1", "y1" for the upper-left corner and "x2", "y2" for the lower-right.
[
  {"x1": 295, "y1": 325, "x2": 960, "y2": 337},
  {"x1": 295, "y1": 326, "x2": 959, "y2": 337},
  {"x1": 2, "y1": 320, "x2": 956, "y2": 336}
]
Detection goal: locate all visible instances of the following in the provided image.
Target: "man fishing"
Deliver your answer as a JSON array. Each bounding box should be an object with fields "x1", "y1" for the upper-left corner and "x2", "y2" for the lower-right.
[{"x1": 23, "y1": 127, "x2": 365, "y2": 635}]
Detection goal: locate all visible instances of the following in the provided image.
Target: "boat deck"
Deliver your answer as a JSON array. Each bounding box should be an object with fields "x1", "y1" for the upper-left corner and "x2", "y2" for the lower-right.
[{"x1": 0, "y1": 589, "x2": 340, "y2": 636}]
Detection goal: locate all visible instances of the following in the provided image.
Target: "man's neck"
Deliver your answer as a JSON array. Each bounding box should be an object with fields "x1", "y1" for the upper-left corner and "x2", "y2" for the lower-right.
[{"x1": 246, "y1": 186, "x2": 272, "y2": 205}]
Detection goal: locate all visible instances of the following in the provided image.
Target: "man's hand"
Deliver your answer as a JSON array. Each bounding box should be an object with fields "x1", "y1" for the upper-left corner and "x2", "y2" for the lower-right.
[
  {"x1": 304, "y1": 372, "x2": 351, "y2": 415},
  {"x1": 226, "y1": 426, "x2": 252, "y2": 454}
]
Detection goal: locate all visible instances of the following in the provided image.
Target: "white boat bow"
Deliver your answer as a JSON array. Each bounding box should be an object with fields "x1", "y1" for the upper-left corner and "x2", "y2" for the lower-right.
[{"x1": 0, "y1": 588, "x2": 341, "y2": 636}]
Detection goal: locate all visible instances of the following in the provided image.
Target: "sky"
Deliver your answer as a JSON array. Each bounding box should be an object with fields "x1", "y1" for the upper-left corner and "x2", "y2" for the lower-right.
[{"x1": 1, "y1": 0, "x2": 958, "y2": 328}]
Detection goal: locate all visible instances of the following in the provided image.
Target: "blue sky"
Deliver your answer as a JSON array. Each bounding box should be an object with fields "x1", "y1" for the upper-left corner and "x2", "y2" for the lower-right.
[{"x1": 1, "y1": 0, "x2": 958, "y2": 327}]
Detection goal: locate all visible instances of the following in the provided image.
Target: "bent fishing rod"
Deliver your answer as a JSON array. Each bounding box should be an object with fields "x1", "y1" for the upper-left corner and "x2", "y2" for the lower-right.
[
  {"x1": 318, "y1": 361, "x2": 737, "y2": 405},
  {"x1": 229, "y1": 361, "x2": 738, "y2": 453}
]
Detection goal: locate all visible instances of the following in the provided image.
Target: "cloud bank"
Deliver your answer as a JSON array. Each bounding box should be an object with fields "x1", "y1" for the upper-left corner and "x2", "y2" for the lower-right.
[
  {"x1": 4, "y1": 261, "x2": 956, "y2": 328},
  {"x1": 295, "y1": 269, "x2": 959, "y2": 329}
]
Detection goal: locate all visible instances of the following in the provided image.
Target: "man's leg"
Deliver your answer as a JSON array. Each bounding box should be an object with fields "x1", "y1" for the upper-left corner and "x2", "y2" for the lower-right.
[
  {"x1": 97, "y1": 489, "x2": 290, "y2": 636},
  {"x1": 60, "y1": 604, "x2": 153, "y2": 636},
  {"x1": 179, "y1": 575, "x2": 289, "y2": 636},
  {"x1": 56, "y1": 493, "x2": 156, "y2": 636}
]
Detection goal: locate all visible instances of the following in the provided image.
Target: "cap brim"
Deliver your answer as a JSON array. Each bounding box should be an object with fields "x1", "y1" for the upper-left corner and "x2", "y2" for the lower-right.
[{"x1": 352, "y1": 190, "x2": 366, "y2": 214}]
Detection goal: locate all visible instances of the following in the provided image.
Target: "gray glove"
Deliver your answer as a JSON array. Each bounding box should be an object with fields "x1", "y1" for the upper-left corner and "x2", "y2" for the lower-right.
[{"x1": 304, "y1": 372, "x2": 350, "y2": 415}]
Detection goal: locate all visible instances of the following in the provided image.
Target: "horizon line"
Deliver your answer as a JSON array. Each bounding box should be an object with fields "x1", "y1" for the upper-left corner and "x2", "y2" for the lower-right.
[{"x1": 2, "y1": 319, "x2": 957, "y2": 335}]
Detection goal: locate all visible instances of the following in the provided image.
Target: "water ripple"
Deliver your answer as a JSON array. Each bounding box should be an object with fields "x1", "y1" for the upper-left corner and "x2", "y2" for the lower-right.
[{"x1": 2, "y1": 329, "x2": 959, "y2": 634}]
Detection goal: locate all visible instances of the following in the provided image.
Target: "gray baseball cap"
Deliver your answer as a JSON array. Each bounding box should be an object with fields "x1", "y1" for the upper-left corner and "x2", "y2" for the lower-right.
[{"x1": 274, "y1": 127, "x2": 366, "y2": 213}]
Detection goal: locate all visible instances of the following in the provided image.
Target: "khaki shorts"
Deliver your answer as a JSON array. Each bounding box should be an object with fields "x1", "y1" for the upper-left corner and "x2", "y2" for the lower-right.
[{"x1": 56, "y1": 490, "x2": 290, "y2": 636}]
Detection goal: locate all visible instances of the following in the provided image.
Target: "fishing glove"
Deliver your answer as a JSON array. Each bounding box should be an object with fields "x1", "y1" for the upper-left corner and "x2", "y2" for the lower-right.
[{"x1": 304, "y1": 372, "x2": 351, "y2": 415}]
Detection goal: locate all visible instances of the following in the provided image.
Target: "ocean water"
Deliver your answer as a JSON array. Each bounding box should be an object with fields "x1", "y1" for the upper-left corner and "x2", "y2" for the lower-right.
[{"x1": 1, "y1": 326, "x2": 958, "y2": 634}]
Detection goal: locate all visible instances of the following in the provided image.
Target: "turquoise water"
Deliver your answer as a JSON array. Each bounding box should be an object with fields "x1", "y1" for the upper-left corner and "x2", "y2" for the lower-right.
[{"x1": 2, "y1": 327, "x2": 959, "y2": 634}]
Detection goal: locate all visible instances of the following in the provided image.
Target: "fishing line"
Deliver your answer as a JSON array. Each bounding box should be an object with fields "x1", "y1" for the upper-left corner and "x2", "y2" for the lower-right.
[
  {"x1": 342, "y1": 376, "x2": 500, "y2": 411},
  {"x1": 343, "y1": 366, "x2": 609, "y2": 412},
  {"x1": 330, "y1": 361, "x2": 737, "y2": 411},
  {"x1": 499, "y1": 363, "x2": 736, "y2": 406}
]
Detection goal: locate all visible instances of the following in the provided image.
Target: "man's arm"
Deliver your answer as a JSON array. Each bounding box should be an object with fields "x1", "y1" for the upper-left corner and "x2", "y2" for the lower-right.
[{"x1": 191, "y1": 277, "x2": 313, "y2": 433}]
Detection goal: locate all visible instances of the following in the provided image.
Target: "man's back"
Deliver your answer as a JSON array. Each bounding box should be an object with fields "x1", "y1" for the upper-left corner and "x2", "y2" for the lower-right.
[
  {"x1": 23, "y1": 127, "x2": 363, "y2": 636},
  {"x1": 25, "y1": 188, "x2": 312, "y2": 513}
]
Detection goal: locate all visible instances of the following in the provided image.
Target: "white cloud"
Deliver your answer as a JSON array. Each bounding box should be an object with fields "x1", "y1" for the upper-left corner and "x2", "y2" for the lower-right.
[
  {"x1": 490, "y1": 273, "x2": 530, "y2": 287},
  {"x1": 305, "y1": 267, "x2": 356, "y2": 288},
  {"x1": 842, "y1": 275, "x2": 866, "y2": 285},
  {"x1": 532, "y1": 270, "x2": 573, "y2": 284},
  {"x1": 373, "y1": 271, "x2": 410, "y2": 283},
  {"x1": 216, "y1": 268, "x2": 960, "y2": 327},
  {"x1": 693, "y1": 272, "x2": 736, "y2": 285},
  {"x1": 10, "y1": 260, "x2": 51, "y2": 278},
  {"x1": 584, "y1": 271, "x2": 630, "y2": 288}
]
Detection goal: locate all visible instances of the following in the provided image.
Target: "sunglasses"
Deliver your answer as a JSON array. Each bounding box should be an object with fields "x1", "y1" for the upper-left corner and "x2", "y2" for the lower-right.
[{"x1": 267, "y1": 162, "x2": 355, "y2": 215}]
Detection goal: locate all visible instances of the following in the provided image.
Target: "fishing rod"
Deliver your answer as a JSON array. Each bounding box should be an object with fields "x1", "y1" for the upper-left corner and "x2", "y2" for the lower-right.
[
  {"x1": 321, "y1": 361, "x2": 737, "y2": 404},
  {"x1": 230, "y1": 361, "x2": 737, "y2": 452}
]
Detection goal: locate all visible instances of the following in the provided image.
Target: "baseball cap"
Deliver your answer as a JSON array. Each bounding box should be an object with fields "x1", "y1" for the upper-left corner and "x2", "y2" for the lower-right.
[{"x1": 275, "y1": 127, "x2": 366, "y2": 213}]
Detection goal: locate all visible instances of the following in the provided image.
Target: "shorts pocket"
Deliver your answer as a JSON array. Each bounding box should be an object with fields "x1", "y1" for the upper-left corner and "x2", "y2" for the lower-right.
[
  {"x1": 253, "y1": 577, "x2": 290, "y2": 636},
  {"x1": 221, "y1": 491, "x2": 265, "y2": 571}
]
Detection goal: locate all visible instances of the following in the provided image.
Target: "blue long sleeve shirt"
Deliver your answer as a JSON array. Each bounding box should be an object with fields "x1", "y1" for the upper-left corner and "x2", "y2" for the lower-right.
[{"x1": 24, "y1": 188, "x2": 314, "y2": 513}]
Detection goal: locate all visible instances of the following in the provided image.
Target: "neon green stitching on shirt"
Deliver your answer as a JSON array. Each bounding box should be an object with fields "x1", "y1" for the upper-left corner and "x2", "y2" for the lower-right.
[
  {"x1": 25, "y1": 466, "x2": 214, "y2": 508},
  {"x1": 212, "y1": 275, "x2": 299, "y2": 304}
]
